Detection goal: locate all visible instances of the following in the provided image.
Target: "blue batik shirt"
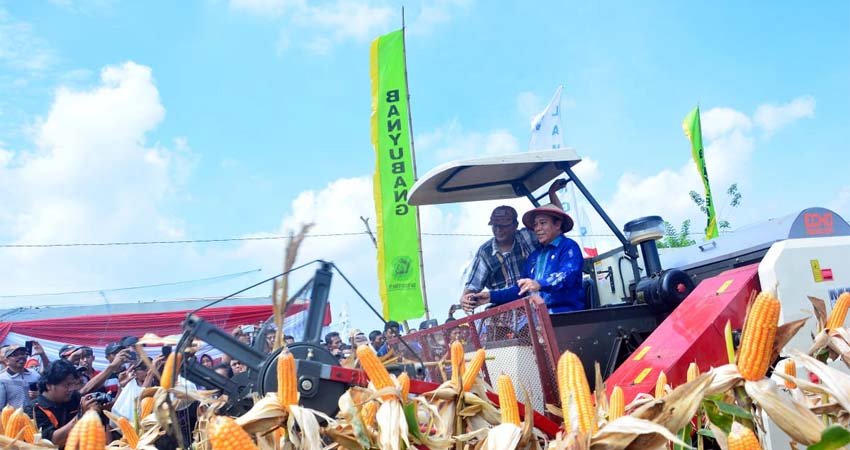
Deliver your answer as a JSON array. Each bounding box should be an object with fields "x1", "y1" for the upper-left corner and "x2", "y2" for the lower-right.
[{"x1": 489, "y1": 235, "x2": 585, "y2": 313}]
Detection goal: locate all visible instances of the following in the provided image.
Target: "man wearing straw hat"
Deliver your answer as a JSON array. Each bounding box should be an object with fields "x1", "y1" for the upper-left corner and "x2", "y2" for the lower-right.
[{"x1": 462, "y1": 202, "x2": 585, "y2": 314}]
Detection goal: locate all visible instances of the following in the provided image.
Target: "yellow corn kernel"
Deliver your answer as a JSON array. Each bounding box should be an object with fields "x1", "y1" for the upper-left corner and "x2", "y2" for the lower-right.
[
  {"x1": 276, "y1": 352, "x2": 298, "y2": 406},
  {"x1": 450, "y1": 341, "x2": 464, "y2": 387},
  {"x1": 826, "y1": 292, "x2": 850, "y2": 329},
  {"x1": 356, "y1": 345, "x2": 395, "y2": 398},
  {"x1": 0, "y1": 405, "x2": 14, "y2": 433},
  {"x1": 139, "y1": 396, "x2": 154, "y2": 417},
  {"x1": 608, "y1": 386, "x2": 624, "y2": 421},
  {"x1": 461, "y1": 349, "x2": 486, "y2": 392},
  {"x1": 497, "y1": 375, "x2": 520, "y2": 426},
  {"x1": 654, "y1": 371, "x2": 667, "y2": 398},
  {"x1": 208, "y1": 416, "x2": 259, "y2": 450},
  {"x1": 160, "y1": 351, "x2": 182, "y2": 390},
  {"x1": 728, "y1": 422, "x2": 762, "y2": 450},
  {"x1": 117, "y1": 416, "x2": 139, "y2": 449},
  {"x1": 557, "y1": 351, "x2": 596, "y2": 434},
  {"x1": 77, "y1": 410, "x2": 105, "y2": 450},
  {"x1": 65, "y1": 420, "x2": 81, "y2": 450},
  {"x1": 397, "y1": 372, "x2": 410, "y2": 401},
  {"x1": 737, "y1": 292, "x2": 781, "y2": 381},
  {"x1": 360, "y1": 401, "x2": 379, "y2": 428},
  {"x1": 783, "y1": 359, "x2": 797, "y2": 389},
  {"x1": 687, "y1": 362, "x2": 699, "y2": 383},
  {"x1": 4, "y1": 409, "x2": 34, "y2": 443}
]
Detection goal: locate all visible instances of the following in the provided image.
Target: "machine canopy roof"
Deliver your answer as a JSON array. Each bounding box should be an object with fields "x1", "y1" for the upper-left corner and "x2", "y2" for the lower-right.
[{"x1": 408, "y1": 149, "x2": 581, "y2": 206}]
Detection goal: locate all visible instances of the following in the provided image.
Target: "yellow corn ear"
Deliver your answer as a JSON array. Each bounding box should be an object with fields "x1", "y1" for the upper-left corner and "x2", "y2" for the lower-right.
[
  {"x1": 208, "y1": 416, "x2": 259, "y2": 450},
  {"x1": 276, "y1": 352, "x2": 298, "y2": 406},
  {"x1": 608, "y1": 386, "x2": 624, "y2": 421},
  {"x1": 65, "y1": 419, "x2": 81, "y2": 450},
  {"x1": 783, "y1": 359, "x2": 797, "y2": 389},
  {"x1": 77, "y1": 410, "x2": 105, "y2": 450},
  {"x1": 356, "y1": 345, "x2": 395, "y2": 399},
  {"x1": 397, "y1": 372, "x2": 410, "y2": 401},
  {"x1": 826, "y1": 292, "x2": 850, "y2": 329},
  {"x1": 557, "y1": 351, "x2": 596, "y2": 434},
  {"x1": 497, "y1": 375, "x2": 520, "y2": 426},
  {"x1": 654, "y1": 371, "x2": 667, "y2": 398},
  {"x1": 461, "y1": 349, "x2": 486, "y2": 392},
  {"x1": 737, "y1": 292, "x2": 781, "y2": 381},
  {"x1": 687, "y1": 362, "x2": 699, "y2": 383},
  {"x1": 4, "y1": 409, "x2": 34, "y2": 443},
  {"x1": 450, "y1": 341, "x2": 464, "y2": 387},
  {"x1": 117, "y1": 416, "x2": 139, "y2": 449},
  {"x1": 160, "y1": 351, "x2": 182, "y2": 390},
  {"x1": 728, "y1": 421, "x2": 762, "y2": 450},
  {"x1": 0, "y1": 405, "x2": 14, "y2": 433},
  {"x1": 140, "y1": 396, "x2": 154, "y2": 417},
  {"x1": 360, "y1": 401, "x2": 379, "y2": 428}
]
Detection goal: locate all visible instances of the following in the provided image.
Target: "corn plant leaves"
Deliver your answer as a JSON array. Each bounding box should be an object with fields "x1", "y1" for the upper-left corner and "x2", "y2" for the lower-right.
[
  {"x1": 806, "y1": 425, "x2": 850, "y2": 450},
  {"x1": 590, "y1": 416, "x2": 694, "y2": 450},
  {"x1": 789, "y1": 349, "x2": 850, "y2": 413},
  {"x1": 743, "y1": 378, "x2": 824, "y2": 445},
  {"x1": 403, "y1": 403, "x2": 422, "y2": 440},
  {"x1": 808, "y1": 296, "x2": 828, "y2": 331}
]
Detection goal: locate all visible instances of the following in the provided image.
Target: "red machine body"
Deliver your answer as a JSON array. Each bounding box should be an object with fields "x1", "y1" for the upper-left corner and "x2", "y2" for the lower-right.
[{"x1": 604, "y1": 264, "x2": 760, "y2": 403}]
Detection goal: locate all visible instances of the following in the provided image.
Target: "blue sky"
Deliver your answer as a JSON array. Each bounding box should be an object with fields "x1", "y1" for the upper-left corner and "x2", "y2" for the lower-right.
[{"x1": 0, "y1": 0, "x2": 847, "y2": 332}]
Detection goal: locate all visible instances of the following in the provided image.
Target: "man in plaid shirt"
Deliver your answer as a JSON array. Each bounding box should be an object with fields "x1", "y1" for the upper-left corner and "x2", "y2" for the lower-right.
[{"x1": 460, "y1": 180, "x2": 566, "y2": 305}]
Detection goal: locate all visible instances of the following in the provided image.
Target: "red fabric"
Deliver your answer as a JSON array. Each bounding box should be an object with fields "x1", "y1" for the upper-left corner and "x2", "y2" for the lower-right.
[{"x1": 0, "y1": 302, "x2": 331, "y2": 346}]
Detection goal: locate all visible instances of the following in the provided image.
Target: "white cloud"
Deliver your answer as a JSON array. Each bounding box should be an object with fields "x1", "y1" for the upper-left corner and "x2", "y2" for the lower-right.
[
  {"x1": 754, "y1": 95, "x2": 815, "y2": 136},
  {"x1": 229, "y1": 0, "x2": 300, "y2": 17},
  {"x1": 0, "y1": 9, "x2": 56, "y2": 71},
  {"x1": 516, "y1": 91, "x2": 543, "y2": 123},
  {"x1": 700, "y1": 107, "x2": 751, "y2": 141},
  {"x1": 0, "y1": 61, "x2": 196, "y2": 294},
  {"x1": 416, "y1": 119, "x2": 520, "y2": 162},
  {"x1": 407, "y1": 0, "x2": 473, "y2": 36}
]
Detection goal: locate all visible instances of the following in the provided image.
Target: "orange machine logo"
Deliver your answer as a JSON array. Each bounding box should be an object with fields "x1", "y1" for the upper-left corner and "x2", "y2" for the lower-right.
[{"x1": 804, "y1": 212, "x2": 834, "y2": 235}]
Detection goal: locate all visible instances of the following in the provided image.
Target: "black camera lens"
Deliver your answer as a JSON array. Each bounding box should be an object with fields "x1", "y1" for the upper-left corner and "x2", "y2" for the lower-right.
[{"x1": 91, "y1": 392, "x2": 113, "y2": 404}]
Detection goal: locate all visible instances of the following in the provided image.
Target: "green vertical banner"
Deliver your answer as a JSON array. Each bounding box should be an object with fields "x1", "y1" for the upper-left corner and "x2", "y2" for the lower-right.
[
  {"x1": 682, "y1": 106, "x2": 719, "y2": 240},
  {"x1": 370, "y1": 29, "x2": 425, "y2": 321}
]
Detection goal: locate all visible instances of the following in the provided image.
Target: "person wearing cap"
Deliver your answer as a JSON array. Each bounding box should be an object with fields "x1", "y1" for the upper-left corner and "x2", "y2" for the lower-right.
[
  {"x1": 460, "y1": 180, "x2": 567, "y2": 306},
  {"x1": 463, "y1": 202, "x2": 585, "y2": 314},
  {"x1": 0, "y1": 345, "x2": 43, "y2": 409},
  {"x1": 27, "y1": 359, "x2": 100, "y2": 449}
]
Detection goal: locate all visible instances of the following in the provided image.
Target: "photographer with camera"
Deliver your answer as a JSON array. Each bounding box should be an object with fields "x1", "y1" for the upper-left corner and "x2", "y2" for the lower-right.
[
  {"x1": 27, "y1": 359, "x2": 103, "y2": 449},
  {"x1": 78, "y1": 348, "x2": 131, "y2": 397}
]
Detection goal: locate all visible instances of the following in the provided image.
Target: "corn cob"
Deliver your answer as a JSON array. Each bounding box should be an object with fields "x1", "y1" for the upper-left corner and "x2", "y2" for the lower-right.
[
  {"x1": 737, "y1": 292, "x2": 781, "y2": 381},
  {"x1": 277, "y1": 352, "x2": 298, "y2": 406},
  {"x1": 139, "y1": 396, "x2": 155, "y2": 418},
  {"x1": 557, "y1": 351, "x2": 596, "y2": 434},
  {"x1": 160, "y1": 351, "x2": 182, "y2": 390},
  {"x1": 356, "y1": 345, "x2": 395, "y2": 399},
  {"x1": 397, "y1": 372, "x2": 410, "y2": 401},
  {"x1": 687, "y1": 362, "x2": 699, "y2": 383},
  {"x1": 208, "y1": 415, "x2": 259, "y2": 450},
  {"x1": 74, "y1": 410, "x2": 105, "y2": 450},
  {"x1": 360, "y1": 401, "x2": 379, "y2": 428},
  {"x1": 783, "y1": 359, "x2": 797, "y2": 389},
  {"x1": 608, "y1": 386, "x2": 624, "y2": 421},
  {"x1": 461, "y1": 349, "x2": 486, "y2": 392},
  {"x1": 450, "y1": 341, "x2": 464, "y2": 387},
  {"x1": 4, "y1": 409, "x2": 34, "y2": 443},
  {"x1": 497, "y1": 375, "x2": 520, "y2": 426},
  {"x1": 728, "y1": 421, "x2": 762, "y2": 450},
  {"x1": 0, "y1": 405, "x2": 13, "y2": 433},
  {"x1": 65, "y1": 419, "x2": 81, "y2": 450},
  {"x1": 117, "y1": 416, "x2": 139, "y2": 449},
  {"x1": 826, "y1": 292, "x2": 850, "y2": 329},
  {"x1": 654, "y1": 371, "x2": 667, "y2": 398}
]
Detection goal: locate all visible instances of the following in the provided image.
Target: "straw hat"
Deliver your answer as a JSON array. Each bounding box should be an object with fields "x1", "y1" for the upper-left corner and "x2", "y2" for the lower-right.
[{"x1": 522, "y1": 203, "x2": 574, "y2": 233}]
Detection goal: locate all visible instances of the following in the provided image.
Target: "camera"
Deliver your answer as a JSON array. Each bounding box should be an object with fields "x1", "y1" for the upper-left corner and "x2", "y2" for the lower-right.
[{"x1": 90, "y1": 392, "x2": 113, "y2": 404}]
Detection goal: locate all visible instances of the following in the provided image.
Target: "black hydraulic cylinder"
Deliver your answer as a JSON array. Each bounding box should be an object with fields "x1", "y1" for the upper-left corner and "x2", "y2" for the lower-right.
[{"x1": 303, "y1": 262, "x2": 333, "y2": 343}]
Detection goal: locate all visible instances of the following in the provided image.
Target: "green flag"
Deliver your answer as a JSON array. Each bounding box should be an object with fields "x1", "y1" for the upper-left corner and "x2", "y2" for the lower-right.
[
  {"x1": 682, "y1": 106, "x2": 719, "y2": 240},
  {"x1": 370, "y1": 29, "x2": 426, "y2": 321}
]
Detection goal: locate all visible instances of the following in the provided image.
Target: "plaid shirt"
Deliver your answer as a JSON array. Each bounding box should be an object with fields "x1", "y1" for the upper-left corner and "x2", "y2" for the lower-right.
[{"x1": 464, "y1": 229, "x2": 538, "y2": 291}]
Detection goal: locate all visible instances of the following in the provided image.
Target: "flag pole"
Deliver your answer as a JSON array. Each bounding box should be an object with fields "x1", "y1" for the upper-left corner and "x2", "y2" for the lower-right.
[{"x1": 401, "y1": 8, "x2": 431, "y2": 321}]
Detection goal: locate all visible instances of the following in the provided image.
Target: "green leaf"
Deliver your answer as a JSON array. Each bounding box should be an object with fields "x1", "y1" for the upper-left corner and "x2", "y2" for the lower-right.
[
  {"x1": 807, "y1": 425, "x2": 850, "y2": 450},
  {"x1": 673, "y1": 422, "x2": 694, "y2": 450},
  {"x1": 696, "y1": 429, "x2": 715, "y2": 439},
  {"x1": 701, "y1": 400, "x2": 732, "y2": 433},
  {"x1": 712, "y1": 401, "x2": 752, "y2": 420},
  {"x1": 403, "y1": 402, "x2": 422, "y2": 440}
]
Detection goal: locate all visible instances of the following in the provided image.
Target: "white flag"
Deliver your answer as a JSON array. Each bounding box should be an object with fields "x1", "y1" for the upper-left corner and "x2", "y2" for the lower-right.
[
  {"x1": 528, "y1": 86, "x2": 598, "y2": 257},
  {"x1": 529, "y1": 85, "x2": 564, "y2": 151}
]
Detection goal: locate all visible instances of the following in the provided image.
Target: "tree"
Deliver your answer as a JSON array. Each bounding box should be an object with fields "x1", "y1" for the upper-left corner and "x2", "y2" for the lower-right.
[{"x1": 659, "y1": 183, "x2": 742, "y2": 248}]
